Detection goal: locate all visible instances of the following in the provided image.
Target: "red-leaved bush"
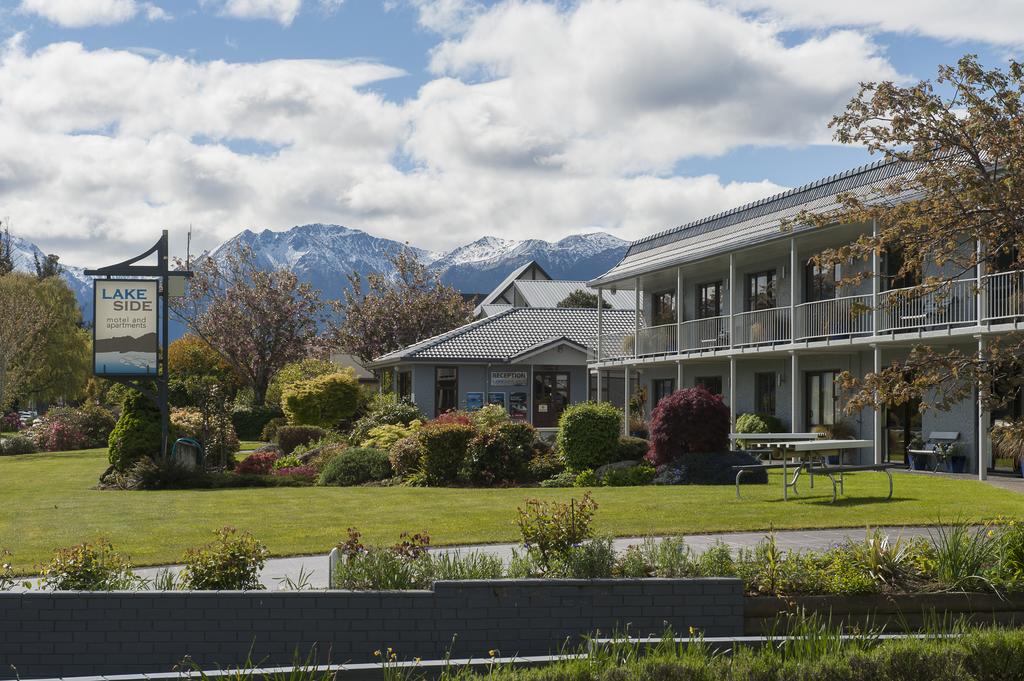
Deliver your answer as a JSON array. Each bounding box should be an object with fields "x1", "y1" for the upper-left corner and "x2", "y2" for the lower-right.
[
  {"x1": 432, "y1": 411, "x2": 473, "y2": 427},
  {"x1": 273, "y1": 465, "x2": 317, "y2": 479},
  {"x1": 646, "y1": 386, "x2": 730, "y2": 466},
  {"x1": 235, "y1": 451, "x2": 279, "y2": 475}
]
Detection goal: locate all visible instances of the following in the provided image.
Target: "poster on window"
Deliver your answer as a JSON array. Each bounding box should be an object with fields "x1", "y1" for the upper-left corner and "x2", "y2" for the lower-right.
[
  {"x1": 487, "y1": 392, "x2": 506, "y2": 409},
  {"x1": 93, "y1": 280, "x2": 159, "y2": 377},
  {"x1": 509, "y1": 391, "x2": 528, "y2": 420},
  {"x1": 465, "y1": 392, "x2": 484, "y2": 411}
]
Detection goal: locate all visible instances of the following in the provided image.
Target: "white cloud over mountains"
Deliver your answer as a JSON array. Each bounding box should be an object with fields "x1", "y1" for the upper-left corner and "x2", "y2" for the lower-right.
[
  {"x1": 18, "y1": 0, "x2": 151, "y2": 27},
  {"x1": 1, "y1": 0, "x2": 1013, "y2": 264}
]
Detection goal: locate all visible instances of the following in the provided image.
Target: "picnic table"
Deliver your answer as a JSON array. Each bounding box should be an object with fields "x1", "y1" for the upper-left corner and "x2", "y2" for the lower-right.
[{"x1": 734, "y1": 438, "x2": 883, "y2": 502}]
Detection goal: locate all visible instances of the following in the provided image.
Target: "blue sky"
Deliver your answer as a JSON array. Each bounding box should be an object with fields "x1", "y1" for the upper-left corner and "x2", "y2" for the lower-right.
[{"x1": 0, "y1": 0, "x2": 1020, "y2": 263}]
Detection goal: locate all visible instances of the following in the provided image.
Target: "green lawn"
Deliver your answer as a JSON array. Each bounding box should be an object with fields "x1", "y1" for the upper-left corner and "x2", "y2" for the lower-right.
[{"x1": 1, "y1": 448, "x2": 1023, "y2": 573}]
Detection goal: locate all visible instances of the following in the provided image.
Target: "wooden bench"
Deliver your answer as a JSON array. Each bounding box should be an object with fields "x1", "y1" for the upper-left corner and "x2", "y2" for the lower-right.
[{"x1": 806, "y1": 463, "x2": 899, "y2": 502}]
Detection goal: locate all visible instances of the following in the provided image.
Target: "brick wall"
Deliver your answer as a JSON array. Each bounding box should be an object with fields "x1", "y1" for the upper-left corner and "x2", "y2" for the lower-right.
[{"x1": 0, "y1": 578, "x2": 744, "y2": 680}]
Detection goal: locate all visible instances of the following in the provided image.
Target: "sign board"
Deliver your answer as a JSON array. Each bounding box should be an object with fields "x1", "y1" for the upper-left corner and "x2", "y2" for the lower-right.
[
  {"x1": 93, "y1": 280, "x2": 159, "y2": 376},
  {"x1": 491, "y1": 370, "x2": 528, "y2": 386}
]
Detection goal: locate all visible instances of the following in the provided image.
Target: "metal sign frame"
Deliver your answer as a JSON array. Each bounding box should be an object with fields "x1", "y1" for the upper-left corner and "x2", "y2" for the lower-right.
[{"x1": 92, "y1": 279, "x2": 159, "y2": 378}]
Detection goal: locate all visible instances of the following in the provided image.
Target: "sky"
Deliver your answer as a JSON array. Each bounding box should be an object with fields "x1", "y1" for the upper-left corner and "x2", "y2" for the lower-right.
[{"x1": 0, "y1": 0, "x2": 1021, "y2": 265}]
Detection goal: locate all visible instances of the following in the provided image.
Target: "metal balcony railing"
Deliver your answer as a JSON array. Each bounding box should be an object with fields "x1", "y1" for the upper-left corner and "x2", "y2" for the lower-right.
[
  {"x1": 732, "y1": 307, "x2": 791, "y2": 346},
  {"x1": 680, "y1": 315, "x2": 730, "y2": 351},
  {"x1": 795, "y1": 294, "x2": 874, "y2": 341},
  {"x1": 636, "y1": 323, "x2": 677, "y2": 356},
  {"x1": 983, "y1": 270, "x2": 1024, "y2": 322},
  {"x1": 878, "y1": 278, "x2": 977, "y2": 333}
]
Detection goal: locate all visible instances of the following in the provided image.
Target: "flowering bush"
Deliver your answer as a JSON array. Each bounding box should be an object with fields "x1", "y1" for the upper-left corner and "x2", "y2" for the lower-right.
[
  {"x1": 29, "y1": 405, "x2": 117, "y2": 452},
  {"x1": 388, "y1": 435, "x2": 424, "y2": 477},
  {"x1": 235, "y1": 451, "x2": 279, "y2": 475},
  {"x1": 0, "y1": 412, "x2": 20, "y2": 433},
  {"x1": 272, "y1": 465, "x2": 317, "y2": 480},
  {"x1": 647, "y1": 386, "x2": 730, "y2": 466},
  {"x1": 39, "y1": 421, "x2": 90, "y2": 452},
  {"x1": 0, "y1": 435, "x2": 37, "y2": 456},
  {"x1": 433, "y1": 410, "x2": 473, "y2": 426}
]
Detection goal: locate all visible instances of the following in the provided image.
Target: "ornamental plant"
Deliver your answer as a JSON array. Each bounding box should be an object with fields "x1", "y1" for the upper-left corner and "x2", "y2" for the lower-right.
[
  {"x1": 178, "y1": 527, "x2": 268, "y2": 590},
  {"x1": 646, "y1": 386, "x2": 730, "y2": 466},
  {"x1": 348, "y1": 394, "x2": 424, "y2": 445},
  {"x1": 388, "y1": 435, "x2": 425, "y2": 478},
  {"x1": 317, "y1": 447, "x2": 392, "y2": 486},
  {"x1": 556, "y1": 402, "x2": 622, "y2": 471},
  {"x1": 734, "y1": 412, "x2": 785, "y2": 448},
  {"x1": 0, "y1": 412, "x2": 20, "y2": 432},
  {"x1": 418, "y1": 422, "x2": 476, "y2": 485},
  {"x1": 361, "y1": 420, "x2": 422, "y2": 450},
  {"x1": 281, "y1": 371, "x2": 360, "y2": 428},
  {"x1": 108, "y1": 390, "x2": 163, "y2": 471},
  {"x1": 516, "y1": 493, "x2": 598, "y2": 572},
  {"x1": 235, "y1": 450, "x2": 279, "y2": 475},
  {"x1": 39, "y1": 539, "x2": 143, "y2": 591},
  {"x1": 467, "y1": 421, "x2": 536, "y2": 485},
  {"x1": 276, "y1": 425, "x2": 327, "y2": 454}
]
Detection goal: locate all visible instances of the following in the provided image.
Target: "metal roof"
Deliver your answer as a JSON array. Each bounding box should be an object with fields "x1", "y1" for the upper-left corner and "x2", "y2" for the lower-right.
[
  {"x1": 590, "y1": 158, "x2": 918, "y2": 287},
  {"x1": 472, "y1": 260, "x2": 551, "y2": 316},
  {"x1": 512, "y1": 280, "x2": 635, "y2": 309},
  {"x1": 370, "y1": 307, "x2": 636, "y2": 366}
]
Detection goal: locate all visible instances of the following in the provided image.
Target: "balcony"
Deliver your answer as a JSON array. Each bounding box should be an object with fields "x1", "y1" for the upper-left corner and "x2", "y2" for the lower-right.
[{"x1": 591, "y1": 271, "x2": 1024, "y2": 363}]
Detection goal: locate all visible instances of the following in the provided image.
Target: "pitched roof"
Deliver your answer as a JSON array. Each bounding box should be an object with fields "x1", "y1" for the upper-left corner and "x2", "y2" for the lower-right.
[
  {"x1": 472, "y1": 260, "x2": 551, "y2": 316},
  {"x1": 370, "y1": 307, "x2": 635, "y2": 365},
  {"x1": 513, "y1": 280, "x2": 634, "y2": 309},
  {"x1": 590, "y1": 158, "x2": 918, "y2": 287}
]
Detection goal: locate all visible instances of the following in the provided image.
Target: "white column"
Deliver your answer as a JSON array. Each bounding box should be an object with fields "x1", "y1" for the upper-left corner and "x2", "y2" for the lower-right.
[
  {"x1": 873, "y1": 344, "x2": 883, "y2": 465},
  {"x1": 676, "y1": 359, "x2": 683, "y2": 391},
  {"x1": 976, "y1": 239, "x2": 987, "y2": 325},
  {"x1": 729, "y1": 356, "x2": 737, "y2": 431},
  {"x1": 623, "y1": 365, "x2": 631, "y2": 436},
  {"x1": 790, "y1": 351, "x2": 799, "y2": 432},
  {"x1": 596, "y1": 369, "x2": 603, "y2": 402},
  {"x1": 728, "y1": 253, "x2": 736, "y2": 348},
  {"x1": 789, "y1": 237, "x2": 797, "y2": 341},
  {"x1": 676, "y1": 266, "x2": 684, "y2": 354},
  {"x1": 392, "y1": 366, "x2": 399, "y2": 395},
  {"x1": 596, "y1": 286, "x2": 604, "y2": 362},
  {"x1": 871, "y1": 219, "x2": 880, "y2": 335},
  {"x1": 978, "y1": 335, "x2": 989, "y2": 480},
  {"x1": 634, "y1": 278, "x2": 641, "y2": 359}
]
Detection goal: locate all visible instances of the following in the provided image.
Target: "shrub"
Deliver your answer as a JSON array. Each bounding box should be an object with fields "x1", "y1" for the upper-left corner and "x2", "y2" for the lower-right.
[
  {"x1": 231, "y1": 405, "x2": 284, "y2": 440},
  {"x1": 0, "y1": 412, "x2": 20, "y2": 432},
  {"x1": 467, "y1": 421, "x2": 536, "y2": 485},
  {"x1": 272, "y1": 453, "x2": 302, "y2": 469},
  {"x1": 39, "y1": 540, "x2": 143, "y2": 591},
  {"x1": 539, "y1": 470, "x2": 576, "y2": 487},
  {"x1": 647, "y1": 386, "x2": 730, "y2": 466},
  {"x1": 516, "y1": 493, "x2": 597, "y2": 571},
  {"x1": 548, "y1": 537, "x2": 616, "y2": 578},
  {"x1": 668, "y1": 450, "x2": 767, "y2": 484},
  {"x1": 272, "y1": 465, "x2": 318, "y2": 480},
  {"x1": 317, "y1": 447, "x2": 392, "y2": 486},
  {"x1": 361, "y1": 420, "x2": 422, "y2": 450},
  {"x1": 178, "y1": 527, "x2": 268, "y2": 590},
  {"x1": 348, "y1": 394, "x2": 423, "y2": 444},
  {"x1": 281, "y1": 371, "x2": 360, "y2": 428},
  {"x1": 128, "y1": 456, "x2": 205, "y2": 490},
  {"x1": 265, "y1": 358, "x2": 338, "y2": 408},
  {"x1": 556, "y1": 402, "x2": 622, "y2": 471},
  {"x1": 276, "y1": 425, "x2": 327, "y2": 454},
  {"x1": 171, "y1": 407, "x2": 240, "y2": 460},
  {"x1": 433, "y1": 411, "x2": 473, "y2": 426},
  {"x1": 235, "y1": 450, "x2": 279, "y2": 475},
  {"x1": 734, "y1": 412, "x2": 785, "y2": 447},
  {"x1": 470, "y1": 404, "x2": 510, "y2": 430},
  {"x1": 617, "y1": 436, "x2": 650, "y2": 460},
  {"x1": 0, "y1": 435, "x2": 37, "y2": 455},
  {"x1": 35, "y1": 420, "x2": 89, "y2": 452},
  {"x1": 35, "y1": 405, "x2": 117, "y2": 450},
  {"x1": 602, "y1": 463, "x2": 656, "y2": 486},
  {"x1": 388, "y1": 435, "x2": 425, "y2": 477},
  {"x1": 108, "y1": 390, "x2": 163, "y2": 471},
  {"x1": 419, "y1": 422, "x2": 476, "y2": 485},
  {"x1": 260, "y1": 416, "x2": 289, "y2": 443},
  {"x1": 528, "y1": 445, "x2": 565, "y2": 481}
]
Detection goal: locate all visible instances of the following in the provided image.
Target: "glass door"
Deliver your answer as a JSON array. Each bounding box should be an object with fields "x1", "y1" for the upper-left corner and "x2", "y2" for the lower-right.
[
  {"x1": 533, "y1": 371, "x2": 570, "y2": 428},
  {"x1": 884, "y1": 398, "x2": 921, "y2": 467}
]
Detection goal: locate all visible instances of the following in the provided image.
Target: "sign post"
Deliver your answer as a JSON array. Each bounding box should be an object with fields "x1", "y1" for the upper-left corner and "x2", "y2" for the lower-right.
[{"x1": 85, "y1": 231, "x2": 189, "y2": 459}]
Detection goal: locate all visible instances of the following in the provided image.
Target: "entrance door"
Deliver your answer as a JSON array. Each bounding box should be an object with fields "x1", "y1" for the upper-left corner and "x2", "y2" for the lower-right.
[
  {"x1": 534, "y1": 371, "x2": 570, "y2": 427},
  {"x1": 885, "y1": 398, "x2": 922, "y2": 467}
]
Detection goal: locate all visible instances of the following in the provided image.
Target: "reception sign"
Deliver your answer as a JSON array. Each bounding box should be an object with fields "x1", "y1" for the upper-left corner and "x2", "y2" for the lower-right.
[
  {"x1": 491, "y1": 370, "x2": 528, "y2": 387},
  {"x1": 93, "y1": 280, "x2": 159, "y2": 376}
]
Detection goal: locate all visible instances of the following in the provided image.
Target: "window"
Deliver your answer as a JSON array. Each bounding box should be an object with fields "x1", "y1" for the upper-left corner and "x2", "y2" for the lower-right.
[
  {"x1": 652, "y1": 378, "x2": 675, "y2": 405},
  {"x1": 434, "y1": 367, "x2": 458, "y2": 416},
  {"x1": 695, "y1": 375, "x2": 723, "y2": 396},
  {"x1": 805, "y1": 370, "x2": 839, "y2": 429},
  {"x1": 398, "y1": 370, "x2": 412, "y2": 399},
  {"x1": 883, "y1": 248, "x2": 921, "y2": 290},
  {"x1": 754, "y1": 372, "x2": 776, "y2": 415},
  {"x1": 804, "y1": 260, "x2": 836, "y2": 303},
  {"x1": 745, "y1": 270, "x2": 777, "y2": 311},
  {"x1": 696, "y1": 281, "x2": 723, "y2": 319},
  {"x1": 651, "y1": 290, "x2": 677, "y2": 325}
]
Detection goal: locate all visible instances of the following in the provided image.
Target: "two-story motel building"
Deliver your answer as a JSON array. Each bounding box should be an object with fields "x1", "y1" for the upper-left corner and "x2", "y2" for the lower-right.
[{"x1": 588, "y1": 159, "x2": 1024, "y2": 480}]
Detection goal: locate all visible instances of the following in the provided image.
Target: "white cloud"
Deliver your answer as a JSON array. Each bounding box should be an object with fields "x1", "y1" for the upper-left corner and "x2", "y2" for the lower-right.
[
  {"x1": 143, "y1": 3, "x2": 171, "y2": 21},
  {"x1": 0, "y1": 0, "x2": 918, "y2": 265},
  {"x1": 403, "y1": 0, "x2": 483, "y2": 34},
  {"x1": 202, "y1": 0, "x2": 304, "y2": 26},
  {"x1": 18, "y1": 0, "x2": 139, "y2": 27},
  {"x1": 722, "y1": 0, "x2": 1024, "y2": 46},
  {"x1": 318, "y1": 0, "x2": 345, "y2": 14}
]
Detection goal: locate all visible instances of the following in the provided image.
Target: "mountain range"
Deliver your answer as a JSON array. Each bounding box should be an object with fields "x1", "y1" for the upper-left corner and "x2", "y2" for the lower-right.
[{"x1": 10, "y1": 224, "x2": 629, "y2": 322}]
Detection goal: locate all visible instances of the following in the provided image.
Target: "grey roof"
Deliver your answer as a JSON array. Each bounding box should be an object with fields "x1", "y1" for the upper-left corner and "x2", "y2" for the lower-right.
[
  {"x1": 479, "y1": 303, "x2": 513, "y2": 317},
  {"x1": 472, "y1": 260, "x2": 551, "y2": 316},
  {"x1": 513, "y1": 280, "x2": 634, "y2": 309},
  {"x1": 590, "y1": 158, "x2": 917, "y2": 286},
  {"x1": 370, "y1": 307, "x2": 636, "y2": 365}
]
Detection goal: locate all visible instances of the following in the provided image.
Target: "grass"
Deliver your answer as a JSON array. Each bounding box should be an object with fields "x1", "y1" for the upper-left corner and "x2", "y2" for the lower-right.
[{"x1": 1, "y1": 448, "x2": 1023, "y2": 573}]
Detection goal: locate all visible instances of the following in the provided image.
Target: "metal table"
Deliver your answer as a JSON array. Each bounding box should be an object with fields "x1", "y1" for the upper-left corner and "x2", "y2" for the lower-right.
[{"x1": 751, "y1": 439, "x2": 873, "y2": 500}]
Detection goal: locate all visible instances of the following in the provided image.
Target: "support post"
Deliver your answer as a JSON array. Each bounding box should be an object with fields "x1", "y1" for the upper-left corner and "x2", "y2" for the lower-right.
[
  {"x1": 623, "y1": 366, "x2": 631, "y2": 436},
  {"x1": 596, "y1": 369, "x2": 603, "y2": 402},
  {"x1": 728, "y1": 253, "x2": 736, "y2": 348},
  {"x1": 159, "y1": 235, "x2": 169, "y2": 460},
  {"x1": 873, "y1": 344, "x2": 883, "y2": 465},
  {"x1": 871, "y1": 219, "x2": 880, "y2": 335},
  {"x1": 596, "y1": 287, "x2": 604, "y2": 362},
  {"x1": 729, "y1": 356, "x2": 737, "y2": 432},
  {"x1": 790, "y1": 351, "x2": 799, "y2": 432},
  {"x1": 976, "y1": 239, "x2": 986, "y2": 324},
  {"x1": 676, "y1": 266, "x2": 684, "y2": 353},
  {"x1": 634, "y1": 278, "x2": 641, "y2": 359},
  {"x1": 789, "y1": 237, "x2": 797, "y2": 342},
  {"x1": 676, "y1": 359, "x2": 683, "y2": 392},
  {"x1": 978, "y1": 335, "x2": 989, "y2": 480}
]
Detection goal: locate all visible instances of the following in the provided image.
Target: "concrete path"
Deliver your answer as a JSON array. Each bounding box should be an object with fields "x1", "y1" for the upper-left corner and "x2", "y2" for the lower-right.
[{"x1": 133, "y1": 525, "x2": 940, "y2": 590}]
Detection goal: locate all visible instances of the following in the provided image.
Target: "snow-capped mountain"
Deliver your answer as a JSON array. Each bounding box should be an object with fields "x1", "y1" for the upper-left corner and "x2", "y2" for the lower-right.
[
  {"x1": 10, "y1": 224, "x2": 630, "y2": 324},
  {"x1": 7, "y1": 234, "x2": 93, "y2": 320}
]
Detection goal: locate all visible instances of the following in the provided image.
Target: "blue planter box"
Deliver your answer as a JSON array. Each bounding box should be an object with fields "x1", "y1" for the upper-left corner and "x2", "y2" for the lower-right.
[{"x1": 946, "y1": 455, "x2": 967, "y2": 474}]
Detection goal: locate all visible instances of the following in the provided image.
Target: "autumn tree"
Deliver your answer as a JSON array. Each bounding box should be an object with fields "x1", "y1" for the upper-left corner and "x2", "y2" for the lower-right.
[
  {"x1": 170, "y1": 245, "x2": 325, "y2": 406},
  {"x1": 330, "y1": 248, "x2": 472, "y2": 365},
  {"x1": 557, "y1": 289, "x2": 609, "y2": 309},
  {"x1": 788, "y1": 55, "x2": 1024, "y2": 413},
  {"x1": 168, "y1": 333, "x2": 240, "y2": 407}
]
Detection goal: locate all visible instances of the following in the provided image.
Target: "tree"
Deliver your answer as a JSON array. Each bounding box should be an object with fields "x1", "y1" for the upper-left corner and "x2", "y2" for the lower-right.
[
  {"x1": 33, "y1": 252, "x2": 62, "y2": 279},
  {"x1": 0, "y1": 274, "x2": 51, "y2": 410},
  {"x1": 556, "y1": 289, "x2": 610, "y2": 309},
  {"x1": 0, "y1": 223, "x2": 13, "y2": 276},
  {"x1": 330, "y1": 248, "x2": 472, "y2": 365},
  {"x1": 168, "y1": 334, "x2": 240, "y2": 407},
  {"x1": 788, "y1": 55, "x2": 1024, "y2": 414},
  {"x1": 170, "y1": 245, "x2": 325, "y2": 406},
  {"x1": 264, "y1": 357, "x2": 337, "y2": 408}
]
